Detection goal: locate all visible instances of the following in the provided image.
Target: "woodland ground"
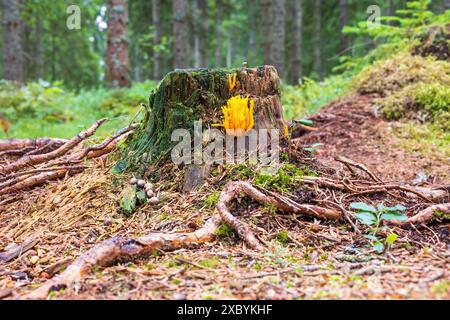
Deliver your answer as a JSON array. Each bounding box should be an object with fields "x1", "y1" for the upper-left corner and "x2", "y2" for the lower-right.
[{"x1": 0, "y1": 92, "x2": 448, "y2": 300}]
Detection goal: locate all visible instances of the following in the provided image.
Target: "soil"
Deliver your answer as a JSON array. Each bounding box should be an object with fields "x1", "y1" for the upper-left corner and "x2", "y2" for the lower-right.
[{"x1": 0, "y1": 94, "x2": 448, "y2": 300}]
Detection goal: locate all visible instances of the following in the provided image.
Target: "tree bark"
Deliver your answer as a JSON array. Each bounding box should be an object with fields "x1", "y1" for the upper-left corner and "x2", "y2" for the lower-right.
[
  {"x1": 339, "y1": 0, "x2": 349, "y2": 53},
  {"x1": 291, "y1": 0, "x2": 303, "y2": 85},
  {"x1": 387, "y1": 0, "x2": 395, "y2": 16},
  {"x1": 35, "y1": 20, "x2": 44, "y2": 80},
  {"x1": 444, "y1": 0, "x2": 450, "y2": 10},
  {"x1": 172, "y1": 0, "x2": 189, "y2": 69},
  {"x1": 2, "y1": 0, "x2": 24, "y2": 82},
  {"x1": 248, "y1": 1, "x2": 256, "y2": 65},
  {"x1": 105, "y1": 0, "x2": 131, "y2": 88},
  {"x1": 192, "y1": 0, "x2": 201, "y2": 68},
  {"x1": 271, "y1": 0, "x2": 286, "y2": 78},
  {"x1": 199, "y1": 0, "x2": 209, "y2": 67},
  {"x1": 313, "y1": 0, "x2": 323, "y2": 80},
  {"x1": 214, "y1": 0, "x2": 223, "y2": 67},
  {"x1": 260, "y1": 0, "x2": 272, "y2": 65},
  {"x1": 152, "y1": 0, "x2": 162, "y2": 80}
]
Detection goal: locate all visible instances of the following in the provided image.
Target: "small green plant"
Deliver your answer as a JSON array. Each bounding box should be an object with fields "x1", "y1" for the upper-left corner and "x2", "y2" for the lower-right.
[
  {"x1": 350, "y1": 202, "x2": 408, "y2": 253},
  {"x1": 215, "y1": 223, "x2": 234, "y2": 239},
  {"x1": 204, "y1": 191, "x2": 219, "y2": 208},
  {"x1": 277, "y1": 230, "x2": 290, "y2": 244}
]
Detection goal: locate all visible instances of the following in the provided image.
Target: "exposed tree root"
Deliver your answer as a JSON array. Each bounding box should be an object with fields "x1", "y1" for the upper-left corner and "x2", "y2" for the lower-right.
[
  {"x1": 0, "y1": 122, "x2": 136, "y2": 196},
  {"x1": 0, "y1": 119, "x2": 106, "y2": 175},
  {"x1": 21, "y1": 180, "x2": 341, "y2": 299},
  {"x1": 301, "y1": 176, "x2": 432, "y2": 202},
  {"x1": 389, "y1": 203, "x2": 450, "y2": 226},
  {"x1": 22, "y1": 215, "x2": 222, "y2": 299},
  {"x1": 0, "y1": 138, "x2": 67, "y2": 152},
  {"x1": 335, "y1": 156, "x2": 383, "y2": 183}
]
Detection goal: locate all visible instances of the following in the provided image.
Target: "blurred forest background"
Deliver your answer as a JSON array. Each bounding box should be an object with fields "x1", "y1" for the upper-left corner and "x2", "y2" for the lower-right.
[{"x1": 0, "y1": 0, "x2": 449, "y2": 138}]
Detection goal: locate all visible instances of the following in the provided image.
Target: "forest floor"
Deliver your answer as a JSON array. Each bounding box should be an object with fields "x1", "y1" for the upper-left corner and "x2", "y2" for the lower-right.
[{"x1": 0, "y1": 94, "x2": 449, "y2": 300}]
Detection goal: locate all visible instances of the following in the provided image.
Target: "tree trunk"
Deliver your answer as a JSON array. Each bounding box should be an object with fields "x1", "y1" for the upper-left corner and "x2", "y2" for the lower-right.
[
  {"x1": 199, "y1": 0, "x2": 209, "y2": 67},
  {"x1": 105, "y1": 0, "x2": 131, "y2": 88},
  {"x1": 2, "y1": 0, "x2": 23, "y2": 82},
  {"x1": 339, "y1": 0, "x2": 349, "y2": 53},
  {"x1": 192, "y1": 0, "x2": 201, "y2": 68},
  {"x1": 248, "y1": 2, "x2": 256, "y2": 65},
  {"x1": 313, "y1": 0, "x2": 323, "y2": 80},
  {"x1": 444, "y1": 0, "x2": 450, "y2": 10},
  {"x1": 172, "y1": 0, "x2": 189, "y2": 69},
  {"x1": 35, "y1": 20, "x2": 44, "y2": 80},
  {"x1": 291, "y1": 0, "x2": 303, "y2": 85},
  {"x1": 271, "y1": 0, "x2": 285, "y2": 78},
  {"x1": 122, "y1": 66, "x2": 287, "y2": 170},
  {"x1": 387, "y1": 0, "x2": 395, "y2": 16},
  {"x1": 215, "y1": 0, "x2": 223, "y2": 67},
  {"x1": 260, "y1": 0, "x2": 272, "y2": 65},
  {"x1": 152, "y1": 0, "x2": 162, "y2": 80}
]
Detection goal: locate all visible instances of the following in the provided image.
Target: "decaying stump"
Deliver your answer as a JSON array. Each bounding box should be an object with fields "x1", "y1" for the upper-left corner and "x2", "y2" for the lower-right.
[{"x1": 121, "y1": 66, "x2": 287, "y2": 171}]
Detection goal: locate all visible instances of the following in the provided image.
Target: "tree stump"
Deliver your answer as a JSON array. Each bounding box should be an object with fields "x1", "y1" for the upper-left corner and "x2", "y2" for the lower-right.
[{"x1": 122, "y1": 66, "x2": 287, "y2": 172}]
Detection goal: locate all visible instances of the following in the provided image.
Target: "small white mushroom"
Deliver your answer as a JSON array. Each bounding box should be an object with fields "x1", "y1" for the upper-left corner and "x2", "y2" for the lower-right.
[
  {"x1": 148, "y1": 197, "x2": 160, "y2": 205},
  {"x1": 146, "y1": 190, "x2": 155, "y2": 198},
  {"x1": 130, "y1": 177, "x2": 137, "y2": 185},
  {"x1": 144, "y1": 183, "x2": 154, "y2": 192},
  {"x1": 137, "y1": 179, "x2": 146, "y2": 188}
]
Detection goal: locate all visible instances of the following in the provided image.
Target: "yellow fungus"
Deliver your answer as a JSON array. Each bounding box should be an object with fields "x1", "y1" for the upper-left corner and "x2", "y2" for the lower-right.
[
  {"x1": 228, "y1": 73, "x2": 237, "y2": 91},
  {"x1": 214, "y1": 95, "x2": 255, "y2": 136}
]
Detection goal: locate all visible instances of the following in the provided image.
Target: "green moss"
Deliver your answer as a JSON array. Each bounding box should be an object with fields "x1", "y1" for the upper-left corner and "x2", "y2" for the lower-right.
[
  {"x1": 430, "y1": 280, "x2": 450, "y2": 296},
  {"x1": 254, "y1": 162, "x2": 312, "y2": 192},
  {"x1": 354, "y1": 52, "x2": 450, "y2": 96},
  {"x1": 215, "y1": 223, "x2": 234, "y2": 238},
  {"x1": 204, "y1": 191, "x2": 219, "y2": 208},
  {"x1": 433, "y1": 210, "x2": 450, "y2": 220},
  {"x1": 199, "y1": 257, "x2": 220, "y2": 269},
  {"x1": 277, "y1": 230, "x2": 290, "y2": 244}
]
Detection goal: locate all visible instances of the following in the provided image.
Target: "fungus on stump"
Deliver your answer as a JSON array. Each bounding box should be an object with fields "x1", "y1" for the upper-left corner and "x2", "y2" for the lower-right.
[{"x1": 121, "y1": 66, "x2": 287, "y2": 172}]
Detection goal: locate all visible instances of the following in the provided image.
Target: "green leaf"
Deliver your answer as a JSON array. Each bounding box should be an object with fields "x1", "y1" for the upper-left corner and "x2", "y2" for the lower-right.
[
  {"x1": 385, "y1": 233, "x2": 398, "y2": 246},
  {"x1": 354, "y1": 212, "x2": 377, "y2": 226},
  {"x1": 373, "y1": 241, "x2": 384, "y2": 253},
  {"x1": 380, "y1": 212, "x2": 408, "y2": 222},
  {"x1": 386, "y1": 204, "x2": 407, "y2": 212},
  {"x1": 364, "y1": 234, "x2": 378, "y2": 242},
  {"x1": 293, "y1": 119, "x2": 314, "y2": 126},
  {"x1": 350, "y1": 202, "x2": 377, "y2": 213}
]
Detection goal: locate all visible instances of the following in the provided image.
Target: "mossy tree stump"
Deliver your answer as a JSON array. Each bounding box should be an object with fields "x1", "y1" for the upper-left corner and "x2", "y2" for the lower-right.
[{"x1": 122, "y1": 66, "x2": 287, "y2": 173}]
